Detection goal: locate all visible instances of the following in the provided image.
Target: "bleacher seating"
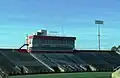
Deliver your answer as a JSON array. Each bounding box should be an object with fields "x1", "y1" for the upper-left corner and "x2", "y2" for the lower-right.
[
  {"x1": 43, "y1": 53, "x2": 82, "y2": 65},
  {"x1": 33, "y1": 54, "x2": 58, "y2": 67},
  {"x1": 75, "y1": 52, "x2": 114, "y2": 70},
  {"x1": 0, "y1": 49, "x2": 52, "y2": 73},
  {"x1": 0, "y1": 49, "x2": 120, "y2": 75},
  {"x1": 109, "y1": 52, "x2": 120, "y2": 60},
  {"x1": 0, "y1": 53, "x2": 18, "y2": 73},
  {"x1": 39, "y1": 53, "x2": 87, "y2": 72},
  {"x1": 93, "y1": 52, "x2": 119, "y2": 68}
]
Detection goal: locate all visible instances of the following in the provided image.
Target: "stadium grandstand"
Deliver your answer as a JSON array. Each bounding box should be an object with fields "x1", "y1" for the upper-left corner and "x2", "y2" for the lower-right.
[{"x1": 0, "y1": 29, "x2": 119, "y2": 78}]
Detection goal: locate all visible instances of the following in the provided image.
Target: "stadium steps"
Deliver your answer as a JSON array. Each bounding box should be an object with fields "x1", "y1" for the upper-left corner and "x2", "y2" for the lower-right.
[
  {"x1": 16, "y1": 61, "x2": 44, "y2": 66},
  {"x1": 0, "y1": 51, "x2": 24, "y2": 74},
  {"x1": 75, "y1": 52, "x2": 113, "y2": 70},
  {"x1": 41, "y1": 54, "x2": 68, "y2": 72},
  {"x1": 43, "y1": 53, "x2": 85, "y2": 72},
  {"x1": 61, "y1": 65, "x2": 74, "y2": 72},
  {"x1": 91, "y1": 52, "x2": 110, "y2": 64},
  {"x1": 93, "y1": 52, "x2": 119, "y2": 68},
  {"x1": 32, "y1": 53, "x2": 65, "y2": 72},
  {"x1": 43, "y1": 53, "x2": 78, "y2": 65},
  {"x1": 63, "y1": 54, "x2": 86, "y2": 71},
  {"x1": 91, "y1": 52, "x2": 115, "y2": 68},
  {"x1": 109, "y1": 52, "x2": 120, "y2": 61},
  {"x1": 1, "y1": 50, "x2": 54, "y2": 73},
  {"x1": 0, "y1": 68, "x2": 8, "y2": 78},
  {"x1": 33, "y1": 53, "x2": 58, "y2": 67},
  {"x1": 75, "y1": 52, "x2": 107, "y2": 64},
  {"x1": 64, "y1": 53, "x2": 86, "y2": 64},
  {"x1": 29, "y1": 53, "x2": 54, "y2": 72},
  {"x1": 0, "y1": 51, "x2": 23, "y2": 73},
  {"x1": 0, "y1": 50, "x2": 40, "y2": 72},
  {"x1": 0, "y1": 53, "x2": 16, "y2": 73},
  {"x1": 42, "y1": 54, "x2": 74, "y2": 72},
  {"x1": 42, "y1": 54, "x2": 60, "y2": 66}
]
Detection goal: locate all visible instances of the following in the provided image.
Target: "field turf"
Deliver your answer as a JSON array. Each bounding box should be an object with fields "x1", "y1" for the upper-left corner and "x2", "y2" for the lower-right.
[{"x1": 9, "y1": 72, "x2": 112, "y2": 78}]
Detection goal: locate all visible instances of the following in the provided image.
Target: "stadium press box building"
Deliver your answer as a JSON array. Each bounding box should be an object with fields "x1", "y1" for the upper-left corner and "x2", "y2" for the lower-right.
[{"x1": 27, "y1": 30, "x2": 76, "y2": 52}]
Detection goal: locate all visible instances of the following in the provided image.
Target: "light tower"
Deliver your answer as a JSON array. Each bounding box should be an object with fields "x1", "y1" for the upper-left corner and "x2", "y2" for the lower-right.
[{"x1": 95, "y1": 20, "x2": 104, "y2": 50}]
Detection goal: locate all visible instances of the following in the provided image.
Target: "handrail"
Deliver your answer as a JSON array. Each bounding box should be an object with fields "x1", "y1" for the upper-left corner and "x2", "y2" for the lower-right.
[{"x1": 29, "y1": 53, "x2": 54, "y2": 72}]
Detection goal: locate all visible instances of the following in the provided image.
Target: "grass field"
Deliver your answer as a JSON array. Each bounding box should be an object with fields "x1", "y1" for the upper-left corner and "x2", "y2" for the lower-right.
[{"x1": 9, "y1": 72, "x2": 112, "y2": 78}]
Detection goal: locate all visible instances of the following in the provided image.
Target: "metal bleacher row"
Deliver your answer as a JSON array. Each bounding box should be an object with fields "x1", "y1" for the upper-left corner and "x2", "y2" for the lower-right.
[{"x1": 0, "y1": 49, "x2": 120, "y2": 75}]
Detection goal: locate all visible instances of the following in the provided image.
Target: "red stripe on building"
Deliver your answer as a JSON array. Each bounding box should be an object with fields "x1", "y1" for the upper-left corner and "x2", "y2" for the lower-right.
[
  {"x1": 29, "y1": 35, "x2": 76, "y2": 40},
  {"x1": 17, "y1": 49, "x2": 28, "y2": 53},
  {"x1": 29, "y1": 36, "x2": 33, "y2": 39}
]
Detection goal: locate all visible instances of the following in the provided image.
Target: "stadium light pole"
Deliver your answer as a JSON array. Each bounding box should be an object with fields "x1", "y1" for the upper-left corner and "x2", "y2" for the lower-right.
[{"x1": 95, "y1": 20, "x2": 104, "y2": 51}]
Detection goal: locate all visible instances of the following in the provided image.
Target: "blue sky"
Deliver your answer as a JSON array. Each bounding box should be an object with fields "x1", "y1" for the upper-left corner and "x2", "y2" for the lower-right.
[{"x1": 0, "y1": 0, "x2": 120, "y2": 50}]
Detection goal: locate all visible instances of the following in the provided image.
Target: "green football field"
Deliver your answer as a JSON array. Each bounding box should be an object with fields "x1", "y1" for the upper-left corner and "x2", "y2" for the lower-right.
[{"x1": 9, "y1": 72, "x2": 112, "y2": 78}]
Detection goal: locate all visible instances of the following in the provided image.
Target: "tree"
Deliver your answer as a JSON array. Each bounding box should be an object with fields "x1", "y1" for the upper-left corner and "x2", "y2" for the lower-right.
[
  {"x1": 117, "y1": 45, "x2": 120, "y2": 51},
  {"x1": 111, "y1": 46, "x2": 117, "y2": 51}
]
